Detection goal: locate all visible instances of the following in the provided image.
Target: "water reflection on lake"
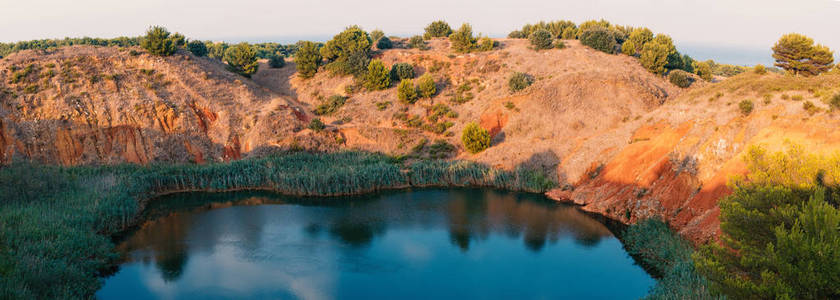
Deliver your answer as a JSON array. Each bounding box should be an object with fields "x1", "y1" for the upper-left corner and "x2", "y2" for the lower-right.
[{"x1": 98, "y1": 188, "x2": 654, "y2": 299}]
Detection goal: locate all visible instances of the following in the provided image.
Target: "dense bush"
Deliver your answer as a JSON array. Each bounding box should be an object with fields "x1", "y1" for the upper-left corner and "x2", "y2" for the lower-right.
[
  {"x1": 418, "y1": 74, "x2": 436, "y2": 98},
  {"x1": 668, "y1": 70, "x2": 693, "y2": 88},
  {"x1": 397, "y1": 79, "x2": 418, "y2": 103},
  {"x1": 626, "y1": 28, "x2": 653, "y2": 54},
  {"x1": 695, "y1": 61, "x2": 713, "y2": 81},
  {"x1": 314, "y1": 95, "x2": 348, "y2": 115},
  {"x1": 508, "y1": 72, "x2": 534, "y2": 93},
  {"x1": 364, "y1": 59, "x2": 390, "y2": 90},
  {"x1": 336, "y1": 50, "x2": 371, "y2": 78},
  {"x1": 295, "y1": 41, "x2": 322, "y2": 79},
  {"x1": 206, "y1": 41, "x2": 229, "y2": 59},
  {"x1": 476, "y1": 37, "x2": 495, "y2": 52},
  {"x1": 510, "y1": 20, "x2": 576, "y2": 39},
  {"x1": 186, "y1": 40, "x2": 207, "y2": 57},
  {"x1": 224, "y1": 43, "x2": 258, "y2": 77},
  {"x1": 268, "y1": 54, "x2": 286, "y2": 68},
  {"x1": 308, "y1": 118, "x2": 325, "y2": 132},
  {"x1": 424, "y1": 21, "x2": 453, "y2": 39},
  {"x1": 390, "y1": 63, "x2": 415, "y2": 81},
  {"x1": 561, "y1": 27, "x2": 577, "y2": 39},
  {"x1": 529, "y1": 29, "x2": 553, "y2": 50},
  {"x1": 370, "y1": 29, "x2": 385, "y2": 44},
  {"x1": 772, "y1": 33, "x2": 834, "y2": 76},
  {"x1": 738, "y1": 99, "x2": 754, "y2": 115},
  {"x1": 376, "y1": 36, "x2": 393, "y2": 50},
  {"x1": 321, "y1": 26, "x2": 372, "y2": 77},
  {"x1": 140, "y1": 26, "x2": 178, "y2": 56},
  {"x1": 579, "y1": 27, "x2": 616, "y2": 54},
  {"x1": 753, "y1": 64, "x2": 767, "y2": 74},
  {"x1": 448, "y1": 23, "x2": 477, "y2": 53},
  {"x1": 620, "y1": 40, "x2": 636, "y2": 56},
  {"x1": 461, "y1": 122, "x2": 491, "y2": 154},
  {"x1": 640, "y1": 40, "x2": 671, "y2": 74},
  {"x1": 408, "y1": 35, "x2": 427, "y2": 50}
]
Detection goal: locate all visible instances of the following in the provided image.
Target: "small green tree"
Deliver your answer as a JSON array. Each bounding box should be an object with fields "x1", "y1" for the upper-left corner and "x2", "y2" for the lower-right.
[
  {"x1": 408, "y1": 35, "x2": 427, "y2": 50},
  {"x1": 640, "y1": 41, "x2": 670, "y2": 74},
  {"x1": 529, "y1": 29, "x2": 554, "y2": 50},
  {"x1": 449, "y1": 23, "x2": 477, "y2": 53},
  {"x1": 295, "y1": 41, "x2": 322, "y2": 79},
  {"x1": 579, "y1": 27, "x2": 616, "y2": 54},
  {"x1": 206, "y1": 42, "x2": 229, "y2": 59},
  {"x1": 370, "y1": 29, "x2": 385, "y2": 44},
  {"x1": 627, "y1": 27, "x2": 653, "y2": 54},
  {"x1": 320, "y1": 26, "x2": 372, "y2": 77},
  {"x1": 186, "y1": 40, "x2": 208, "y2": 57},
  {"x1": 365, "y1": 59, "x2": 390, "y2": 90},
  {"x1": 695, "y1": 61, "x2": 713, "y2": 81},
  {"x1": 508, "y1": 72, "x2": 534, "y2": 93},
  {"x1": 390, "y1": 63, "x2": 415, "y2": 81},
  {"x1": 376, "y1": 37, "x2": 393, "y2": 49},
  {"x1": 224, "y1": 43, "x2": 258, "y2": 77},
  {"x1": 140, "y1": 26, "x2": 177, "y2": 56},
  {"x1": 397, "y1": 79, "x2": 418, "y2": 103},
  {"x1": 461, "y1": 122, "x2": 491, "y2": 154},
  {"x1": 418, "y1": 74, "x2": 436, "y2": 98},
  {"x1": 772, "y1": 33, "x2": 835, "y2": 76},
  {"x1": 561, "y1": 27, "x2": 577, "y2": 39},
  {"x1": 424, "y1": 21, "x2": 453, "y2": 39},
  {"x1": 476, "y1": 37, "x2": 495, "y2": 51}
]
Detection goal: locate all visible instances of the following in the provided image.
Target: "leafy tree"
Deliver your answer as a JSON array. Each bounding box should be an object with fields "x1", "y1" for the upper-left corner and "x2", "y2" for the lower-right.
[
  {"x1": 461, "y1": 122, "x2": 490, "y2": 153},
  {"x1": 668, "y1": 70, "x2": 693, "y2": 88},
  {"x1": 140, "y1": 26, "x2": 177, "y2": 56},
  {"x1": 694, "y1": 145, "x2": 840, "y2": 299},
  {"x1": 418, "y1": 74, "x2": 436, "y2": 98},
  {"x1": 508, "y1": 72, "x2": 534, "y2": 93},
  {"x1": 627, "y1": 27, "x2": 653, "y2": 54},
  {"x1": 640, "y1": 41, "x2": 671, "y2": 74},
  {"x1": 365, "y1": 59, "x2": 390, "y2": 90},
  {"x1": 320, "y1": 26, "x2": 372, "y2": 76},
  {"x1": 621, "y1": 40, "x2": 637, "y2": 56},
  {"x1": 370, "y1": 29, "x2": 385, "y2": 44},
  {"x1": 170, "y1": 32, "x2": 186, "y2": 48},
  {"x1": 224, "y1": 43, "x2": 258, "y2": 77},
  {"x1": 186, "y1": 40, "x2": 207, "y2": 57},
  {"x1": 295, "y1": 41, "x2": 322, "y2": 79},
  {"x1": 772, "y1": 33, "x2": 835, "y2": 76},
  {"x1": 268, "y1": 54, "x2": 285, "y2": 68},
  {"x1": 376, "y1": 36, "x2": 393, "y2": 50},
  {"x1": 561, "y1": 27, "x2": 577, "y2": 39},
  {"x1": 390, "y1": 63, "x2": 415, "y2": 81},
  {"x1": 408, "y1": 35, "x2": 427, "y2": 50},
  {"x1": 449, "y1": 23, "x2": 477, "y2": 53},
  {"x1": 205, "y1": 41, "x2": 229, "y2": 59},
  {"x1": 680, "y1": 54, "x2": 696, "y2": 73},
  {"x1": 579, "y1": 26, "x2": 616, "y2": 54},
  {"x1": 695, "y1": 61, "x2": 713, "y2": 81},
  {"x1": 578, "y1": 19, "x2": 611, "y2": 33},
  {"x1": 340, "y1": 51, "x2": 371, "y2": 78},
  {"x1": 529, "y1": 29, "x2": 554, "y2": 50},
  {"x1": 397, "y1": 79, "x2": 418, "y2": 103},
  {"x1": 424, "y1": 21, "x2": 453, "y2": 39}
]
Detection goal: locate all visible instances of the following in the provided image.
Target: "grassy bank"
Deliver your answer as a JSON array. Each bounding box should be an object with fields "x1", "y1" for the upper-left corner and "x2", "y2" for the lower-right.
[{"x1": 0, "y1": 151, "x2": 555, "y2": 298}]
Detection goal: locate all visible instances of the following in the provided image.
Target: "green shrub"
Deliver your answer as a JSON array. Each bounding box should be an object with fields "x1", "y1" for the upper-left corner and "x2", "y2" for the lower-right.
[
  {"x1": 553, "y1": 40, "x2": 566, "y2": 49},
  {"x1": 397, "y1": 79, "x2": 418, "y2": 103},
  {"x1": 561, "y1": 27, "x2": 577, "y2": 39},
  {"x1": 370, "y1": 29, "x2": 385, "y2": 44},
  {"x1": 621, "y1": 40, "x2": 636, "y2": 56},
  {"x1": 640, "y1": 41, "x2": 671, "y2": 74},
  {"x1": 308, "y1": 118, "x2": 325, "y2": 132},
  {"x1": 424, "y1": 21, "x2": 453, "y2": 39},
  {"x1": 140, "y1": 26, "x2": 177, "y2": 56},
  {"x1": 626, "y1": 27, "x2": 653, "y2": 54},
  {"x1": 668, "y1": 70, "x2": 693, "y2": 88},
  {"x1": 417, "y1": 74, "x2": 436, "y2": 98},
  {"x1": 408, "y1": 35, "x2": 427, "y2": 50},
  {"x1": 579, "y1": 26, "x2": 616, "y2": 54},
  {"x1": 224, "y1": 43, "x2": 258, "y2": 77},
  {"x1": 365, "y1": 59, "x2": 391, "y2": 90},
  {"x1": 321, "y1": 26, "x2": 372, "y2": 77},
  {"x1": 529, "y1": 29, "x2": 554, "y2": 50},
  {"x1": 390, "y1": 63, "x2": 415, "y2": 81},
  {"x1": 738, "y1": 99, "x2": 754, "y2": 115},
  {"x1": 461, "y1": 122, "x2": 491, "y2": 154},
  {"x1": 295, "y1": 41, "x2": 322, "y2": 79},
  {"x1": 268, "y1": 55, "x2": 285, "y2": 68},
  {"x1": 508, "y1": 72, "x2": 534, "y2": 93},
  {"x1": 206, "y1": 41, "x2": 229, "y2": 59},
  {"x1": 753, "y1": 64, "x2": 767, "y2": 75},
  {"x1": 830, "y1": 93, "x2": 840, "y2": 110},
  {"x1": 186, "y1": 40, "x2": 208, "y2": 57},
  {"x1": 448, "y1": 23, "x2": 477, "y2": 53},
  {"x1": 314, "y1": 95, "x2": 348, "y2": 115},
  {"x1": 476, "y1": 37, "x2": 495, "y2": 52},
  {"x1": 376, "y1": 37, "x2": 393, "y2": 50},
  {"x1": 695, "y1": 61, "x2": 713, "y2": 81}
]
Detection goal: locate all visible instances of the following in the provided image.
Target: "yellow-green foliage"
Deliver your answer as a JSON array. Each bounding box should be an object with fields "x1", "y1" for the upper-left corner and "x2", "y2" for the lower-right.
[
  {"x1": 737, "y1": 143, "x2": 840, "y2": 189},
  {"x1": 417, "y1": 74, "x2": 436, "y2": 98},
  {"x1": 461, "y1": 122, "x2": 491, "y2": 153},
  {"x1": 448, "y1": 23, "x2": 478, "y2": 53},
  {"x1": 140, "y1": 26, "x2": 178, "y2": 56},
  {"x1": 424, "y1": 21, "x2": 453, "y2": 39},
  {"x1": 640, "y1": 40, "x2": 670, "y2": 74},
  {"x1": 365, "y1": 59, "x2": 390, "y2": 90},
  {"x1": 397, "y1": 79, "x2": 418, "y2": 103},
  {"x1": 295, "y1": 41, "x2": 322, "y2": 79},
  {"x1": 224, "y1": 42, "x2": 259, "y2": 77},
  {"x1": 772, "y1": 33, "x2": 835, "y2": 76}
]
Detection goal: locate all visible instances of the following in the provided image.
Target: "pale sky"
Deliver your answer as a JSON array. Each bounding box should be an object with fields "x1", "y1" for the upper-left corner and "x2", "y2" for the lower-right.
[{"x1": 2, "y1": 0, "x2": 839, "y2": 65}]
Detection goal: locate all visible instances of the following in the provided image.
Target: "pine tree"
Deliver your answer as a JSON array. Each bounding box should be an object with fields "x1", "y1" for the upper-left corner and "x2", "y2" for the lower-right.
[
  {"x1": 365, "y1": 60, "x2": 390, "y2": 90},
  {"x1": 295, "y1": 41, "x2": 322, "y2": 79},
  {"x1": 224, "y1": 43, "x2": 258, "y2": 77},
  {"x1": 772, "y1": 33, "x2": 835, "y2": 76}
]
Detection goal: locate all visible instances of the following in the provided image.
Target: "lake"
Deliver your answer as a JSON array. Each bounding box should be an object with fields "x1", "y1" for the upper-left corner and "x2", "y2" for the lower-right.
[{"x1": 97, "y1": 188, "x2": 654, "y2": 299}]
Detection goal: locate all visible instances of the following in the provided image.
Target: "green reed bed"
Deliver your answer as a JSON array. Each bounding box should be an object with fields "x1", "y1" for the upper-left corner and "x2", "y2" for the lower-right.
[{"x1": 0, "y1": 151, "x2": 556, "y2": 299}]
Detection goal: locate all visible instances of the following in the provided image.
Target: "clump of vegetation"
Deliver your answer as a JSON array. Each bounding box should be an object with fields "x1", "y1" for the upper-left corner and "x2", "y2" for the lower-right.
[
  {"x1": 268, "y1": 55, "x2": 286, "y2": 68},
  {"x1": 694, "y1": 144, "x2": 840, "y2": 299},
  {"x1": 397, "y1": 79, "x2": 418, "y2": 103},
  {"x1": 428, "y1": 139, "x2": 456, "y2": 158},
  {"x1": 224, "y1": 42, "x2": 259, "y2": 77},
  {"x1": 579, "y1": 26, "x2": 616, "y2": 54},
  {"x1": 364, "y1": 59, "x2": 391, "y2": 90},
  {"x1": 376, "y1": 36, "x2": 392, "y2": 50},
  {"x1": 408, "y1": 35, "x2": 428, "y2": 50},
  {"x1": 320, "y1": 26, "x2": 372, "y2": 77},
  {"x1": 640, "y1": 38, "x2": 671, "y2": 74},
  {"x1": 695, "y1": 61, "x2": 713, "y2": 81},
  {"x1": 738, "y1": 99, "x2": 754, "y2": 115},
  {"x1": 802, "y1": 100, "x2": 819, "y2": 115},
  {"x1": 390, "y1": 63, "x2": 415, "y2": 81},
  {"x1": 772, "y1": 33, "x2": 834, "y2": 76},
  {"x1": 314, "y1": 95, "x2": 348, "y2": 115},
  {"x1": 308, "y1": 118, "x2": 325, "y2": 132},
  {"x1": 830, "y1": 93, "x2": 840, "y2": 110},
  {"x1": 295, "y1": 41, "x2": 322, "y2": 79},
  {"x1": 417, "y1": 74, "x2": 436, "y2": 99},
  {"x1": 508, "y1": 72, "x2": 534, "y2": 93},
  {"x1": 186, "y1": 40, "x2": 208, "y2": 57},
  {"x1": 448, "y1": 23, "x2": 478, "y2": 53},
  {"x1": 509, "y1": 20, "x2": 576, "y2": 40},
  {"x1": 140, "y1": 26, "x2": 179, "y2": 56},
  {"x1": 476, "y1": 37, "x2": 495, "y2": 51},
  {"x1": 370, "y1": 29, "x2": 385, "y2": 44},
  {"x1": 553, "y1": 40, "x2": 566, "y2": 49},
  {"x1": 462, "y1": 122, "x2": 491, "y2": 154},
  {"x1": 424, "y1": 21, "x2": 453, "y2": 39},
  {"x1": 668, "y1": 70, "x2": 693, "y2": 88},
  {"x1": 375, "y1": 101, "x2": 391, "y2": 111},
  {"x1": 753, "y1": 64, "x2": 767, "y2": 75},
  {"x1": 529, "y1": 29, "x2": 554, "y2": 50}
]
